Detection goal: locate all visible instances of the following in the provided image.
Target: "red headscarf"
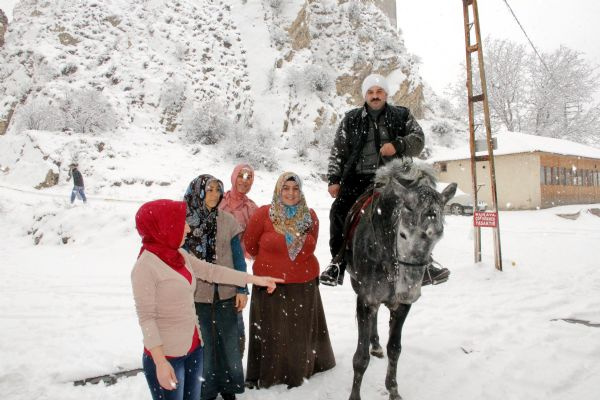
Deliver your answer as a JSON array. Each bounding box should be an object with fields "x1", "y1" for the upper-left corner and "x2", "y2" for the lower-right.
[
  {"x1": 135, "y1": 199, "x2": 187, "y2": 272},
  {"x1": 219, "y1": 164, "x2": 258, "y2": 230}
]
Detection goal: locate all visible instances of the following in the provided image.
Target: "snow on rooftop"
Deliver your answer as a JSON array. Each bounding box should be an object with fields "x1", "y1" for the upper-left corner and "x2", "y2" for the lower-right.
[{"x1": 430, "y1": 130, "x2": 600, "y2": 162}]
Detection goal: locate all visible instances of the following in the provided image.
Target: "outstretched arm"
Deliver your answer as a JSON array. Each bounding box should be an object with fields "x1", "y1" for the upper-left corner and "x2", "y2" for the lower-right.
[{"x1": 183, "y1": 250, "x2": 282, "y2": 293}]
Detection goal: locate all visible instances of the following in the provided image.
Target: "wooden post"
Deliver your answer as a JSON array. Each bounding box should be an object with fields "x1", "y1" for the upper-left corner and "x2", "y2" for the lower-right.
[{"x1": 461, "y1": 0, "x2": 503, "y2": 271}]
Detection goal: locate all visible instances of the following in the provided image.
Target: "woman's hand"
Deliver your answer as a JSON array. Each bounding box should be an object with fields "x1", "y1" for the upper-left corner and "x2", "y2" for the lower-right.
[
  {"x1": 250, "y1": 276, "x2": 284, "y2": 294},
  {"x1": 235, "y1": 293, "x2": 248, "y2": 311},
  {"x1": 156, "y1": 359, "x2": 177, "y2": 391}
]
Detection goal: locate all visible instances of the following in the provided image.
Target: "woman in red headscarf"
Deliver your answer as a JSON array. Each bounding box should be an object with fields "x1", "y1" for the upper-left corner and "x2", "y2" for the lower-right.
[{"x1": 131, "y1": 199, "x2": 282, "y2": 400}]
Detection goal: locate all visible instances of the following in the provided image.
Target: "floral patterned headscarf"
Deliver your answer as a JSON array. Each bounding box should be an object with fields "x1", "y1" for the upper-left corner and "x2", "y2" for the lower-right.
[
  {"x1": 269, "y1": 172, "x2": 312, "y2": 261},
  {"x1": 183, "y1": 174, "x2": 224, "y2": 264}
]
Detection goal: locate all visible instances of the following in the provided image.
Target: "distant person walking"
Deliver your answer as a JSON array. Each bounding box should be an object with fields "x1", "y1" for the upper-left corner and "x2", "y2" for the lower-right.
[{"x1": 67, "y1": 163, "x2": 87, "y2": 204}]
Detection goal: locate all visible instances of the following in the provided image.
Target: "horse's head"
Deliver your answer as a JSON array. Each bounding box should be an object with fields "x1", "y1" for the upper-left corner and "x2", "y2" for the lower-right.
[
  {"x1": 376, "y1": 159, "x2": 457, "y2": 267},
  {"x1": 387, "y1": 181, "x2": 457, "y2": 265}
]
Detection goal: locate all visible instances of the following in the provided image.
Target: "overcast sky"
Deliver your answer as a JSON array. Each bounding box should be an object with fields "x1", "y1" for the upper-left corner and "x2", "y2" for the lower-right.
[{"x1": 396, "y1": 0, "x2": 600, "y2": 98}]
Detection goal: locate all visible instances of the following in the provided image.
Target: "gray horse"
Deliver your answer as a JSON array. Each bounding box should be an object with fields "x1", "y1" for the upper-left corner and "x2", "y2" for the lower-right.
[{"x1": 345, "y1": 159, "x2": 457, "y2": 400}]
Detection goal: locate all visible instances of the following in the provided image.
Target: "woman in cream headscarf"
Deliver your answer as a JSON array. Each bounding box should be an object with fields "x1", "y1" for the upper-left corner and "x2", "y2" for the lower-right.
[{"x1": 244, "y1": 172, "x2": 335, "y2": 389}]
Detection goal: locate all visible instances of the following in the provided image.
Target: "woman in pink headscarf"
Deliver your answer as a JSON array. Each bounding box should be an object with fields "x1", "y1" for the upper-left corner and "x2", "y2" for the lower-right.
[
  {"x1": 219, "y1": 164, "x2": 259, "y2": 233},
  {"x1": 218, "y1": 164, "x2": 259, "y2": 357}
]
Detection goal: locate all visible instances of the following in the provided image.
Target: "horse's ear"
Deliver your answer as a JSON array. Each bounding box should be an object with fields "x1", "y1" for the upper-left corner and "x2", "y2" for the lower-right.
[
  {"x1": 441, "y1": 183, "x2": 458, "y2": 205},
  {"x1": 386, "y1": 178, "x2": 407, "y2": 198}
]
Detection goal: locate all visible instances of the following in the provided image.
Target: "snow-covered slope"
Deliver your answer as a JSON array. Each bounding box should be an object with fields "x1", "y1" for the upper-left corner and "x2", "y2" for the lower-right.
[{"x1": 0, "y1": 0, "x2": 253, "y2": 135}]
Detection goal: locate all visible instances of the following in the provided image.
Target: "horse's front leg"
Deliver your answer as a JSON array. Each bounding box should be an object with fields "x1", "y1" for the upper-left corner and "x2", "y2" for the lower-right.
[
  {"x1": 385, "y1": 303, "x2": 412, "y2": 400},
  {"x1": 349, "y1": 298, "x2": 377, "y2": 400},
  {"x1": 370, "y1": 307, "x2": 384, "y2": 358}
]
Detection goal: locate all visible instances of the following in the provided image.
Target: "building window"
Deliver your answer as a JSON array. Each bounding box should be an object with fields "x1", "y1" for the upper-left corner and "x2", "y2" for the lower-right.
[
  {"x1": 576, "y1": 169, "x2": 583, "y2": 186},
  {"x1": 551, "y1": 167, "x2": 558, "y2": 185},
  {"x1": 559, "y1": 168, "x2": 566, "y2": 185},
  {"x1": 565, "y1": 169, "x2": 572, "y2": 186},
  {"x1": 440, "y1": 163, "x2": 447, "y2": 172},
  {"x1": 584, "y1": 170, "x2": 590, "y2": 186},
  {"x1": 539, "y1": 166, "x2": 545, "y2": 184},
  {"x1": 545, "y1": 166, "x2": 552, "y2": 185}
]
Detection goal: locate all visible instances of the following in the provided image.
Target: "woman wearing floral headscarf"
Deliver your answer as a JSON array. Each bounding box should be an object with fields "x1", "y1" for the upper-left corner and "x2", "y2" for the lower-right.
[
  {"x1": 244, "y1": 172, "x2": 335, "y2": 389},
  {"x1": 183, "y1": 174, "x2": 248, "y2": 400}
]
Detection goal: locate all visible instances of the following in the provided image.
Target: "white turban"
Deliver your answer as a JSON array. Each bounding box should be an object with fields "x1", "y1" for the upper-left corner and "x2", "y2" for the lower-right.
[{"x1": 361, "y1": 74, "x2": 389, "y2": 99}]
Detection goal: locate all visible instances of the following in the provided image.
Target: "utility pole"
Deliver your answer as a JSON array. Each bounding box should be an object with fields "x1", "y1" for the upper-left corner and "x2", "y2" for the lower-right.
[{"x1": 461, "y1": 0, "x2": 503, "y2": 271}]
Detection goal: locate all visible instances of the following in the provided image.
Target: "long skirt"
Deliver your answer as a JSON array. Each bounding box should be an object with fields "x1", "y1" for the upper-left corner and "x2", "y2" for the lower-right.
[
  {"x1": 246, "y1": 278, "x2": 336, "y2": 388},
  {"x1": 196, "y1": 297, "x2": 244, "y2": 400}
]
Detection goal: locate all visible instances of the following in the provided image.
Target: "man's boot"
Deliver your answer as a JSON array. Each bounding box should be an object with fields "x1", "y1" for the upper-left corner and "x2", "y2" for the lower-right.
[
  {"x1": 422, "y1": 260, "x2": 450, "y2": 286},
  {"x1": 320, "y1": 262, "x2": 345, "y2": 286}
]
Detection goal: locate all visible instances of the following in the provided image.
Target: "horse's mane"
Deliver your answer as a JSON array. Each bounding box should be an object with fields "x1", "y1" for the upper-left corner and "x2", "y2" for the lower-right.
[{"x1": 374, "y1": 158, "x2": 437, "y2": 188}]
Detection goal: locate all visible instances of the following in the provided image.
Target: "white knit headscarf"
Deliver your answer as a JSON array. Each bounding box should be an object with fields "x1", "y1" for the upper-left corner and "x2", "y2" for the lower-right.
[{"x1": 361, "y1": 74, "x2": 390, "y2": 99}]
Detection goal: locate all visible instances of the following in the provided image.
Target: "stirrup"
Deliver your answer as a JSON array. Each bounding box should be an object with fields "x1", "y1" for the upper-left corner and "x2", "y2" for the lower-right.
[
  {"x1": 422, "y1": 259, "x2": 450, "y2": 286},
  {"x1": 320, "y1": 263, "x2": 340, "y2": 286}
]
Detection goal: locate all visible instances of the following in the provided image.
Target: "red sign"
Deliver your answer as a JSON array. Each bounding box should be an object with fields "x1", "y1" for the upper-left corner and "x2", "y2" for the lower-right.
[{"x1": 474, "y1": 211, "x2": 498, "y2": 227}]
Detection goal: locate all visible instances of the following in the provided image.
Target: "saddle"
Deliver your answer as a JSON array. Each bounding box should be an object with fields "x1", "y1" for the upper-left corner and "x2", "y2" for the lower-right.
[{"x1": 333, "y1": 186, "x2": 380, "y2": 265}]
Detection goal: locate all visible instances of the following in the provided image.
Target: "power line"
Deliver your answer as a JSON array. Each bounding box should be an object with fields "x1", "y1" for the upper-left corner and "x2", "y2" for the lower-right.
[{"x1": 500, "y1": 0, "x2": 567, "y2": 94}]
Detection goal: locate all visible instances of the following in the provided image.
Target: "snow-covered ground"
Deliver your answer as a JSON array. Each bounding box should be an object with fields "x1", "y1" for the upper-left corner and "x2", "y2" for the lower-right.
[{"x1": 1, "y1": 157, "x2": 599, "y2": 400}]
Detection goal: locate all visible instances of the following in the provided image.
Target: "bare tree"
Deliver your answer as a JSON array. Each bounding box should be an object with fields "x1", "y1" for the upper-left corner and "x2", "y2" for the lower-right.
[
  {"x1": 483, "y1": 38, "x2": 528, "y2": 132},
  {"x1": 60, "y1": 89, "x2": 118, "y2": 134},
  {"x1": 451, "y1": 37, "x2": 600, "y2": 144},
  {"x1": 526, "y1": 45, "x2": 600, "y2": 140}
]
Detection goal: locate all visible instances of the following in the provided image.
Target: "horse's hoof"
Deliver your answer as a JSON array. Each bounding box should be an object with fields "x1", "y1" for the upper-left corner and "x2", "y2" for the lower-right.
[
  {"x1": 389, "y1": 393, "x2": 403, "y2": 400},
  {"x1": 370, "y1": 345, "x2": 384, "y2": 358}
]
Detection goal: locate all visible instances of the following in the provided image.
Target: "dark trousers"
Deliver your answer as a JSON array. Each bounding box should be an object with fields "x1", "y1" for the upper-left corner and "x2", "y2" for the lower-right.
[
  {"x1": 196, "y1": 298, "x2": 244, "y2": 399},
  {"x1": 329, "y1": 173, "x2": 374, "y2": 260},
  {"x1": 142, "y1": 346, "x2": 203, "y2": 400}
]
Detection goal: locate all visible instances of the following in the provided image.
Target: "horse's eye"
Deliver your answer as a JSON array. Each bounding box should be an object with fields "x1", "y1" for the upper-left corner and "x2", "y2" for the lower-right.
[{"x1": 403, "y1": 204, "x2": 413, "y2": 212}]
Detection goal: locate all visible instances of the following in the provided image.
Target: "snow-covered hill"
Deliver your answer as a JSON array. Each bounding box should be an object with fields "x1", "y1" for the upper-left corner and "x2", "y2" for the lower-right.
[{"x1": 0, "y1": 0, "x2": 467, "y2": 194}]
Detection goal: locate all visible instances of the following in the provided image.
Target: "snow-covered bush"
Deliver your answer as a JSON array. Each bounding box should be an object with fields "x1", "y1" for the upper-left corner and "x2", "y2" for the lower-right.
[
  {"x1": 290, "y1": 127, "x2": 314, "y2": 158},
  {"x1": 270, "y1": 26, "x2": 287, "y2": 48},
  {"x1": 346, "y1": 1, "x2": 362, "y2": 24},
  {"x1": 181, "y1": 102, "x2": 233, "y2": 145},
  {"x1": 225, "y1": 124, "x2": 278, "y2": 172},
  {"x1": 160, "y1": 80, "x2": 186, "y2": 113},
  {"x1": 14, "y1": 97, "x2": 64, "y2": 132},
  {"x1": 267, "y1": 0, "x2": 283, "y2": 14},
  {"x1": 287, "y1": 64, "x2": 333, "y2": 94},
  {"x1": 174, "y1": 44, "x2": 187, "y2": 62},
  {"x1": 378, "y1": 35, "x2": 402, "y2": 53},
  {"x1": 60, "y1": 89, "x2": 118, "y2": 134},
  {"x1": 430, "y1": 121, "x2": 459, "y2": 147}
]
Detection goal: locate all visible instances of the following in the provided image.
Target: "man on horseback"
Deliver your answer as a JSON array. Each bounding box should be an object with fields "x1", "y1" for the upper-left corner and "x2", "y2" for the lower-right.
[{"x1": 320, "y1": 74, "x2": 450, "y2": 287}]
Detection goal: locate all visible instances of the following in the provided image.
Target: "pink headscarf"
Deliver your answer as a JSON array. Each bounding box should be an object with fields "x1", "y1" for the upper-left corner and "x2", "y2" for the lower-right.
[{"x1": 219, "y1": 164, "x2": 258, "y2": 231}]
